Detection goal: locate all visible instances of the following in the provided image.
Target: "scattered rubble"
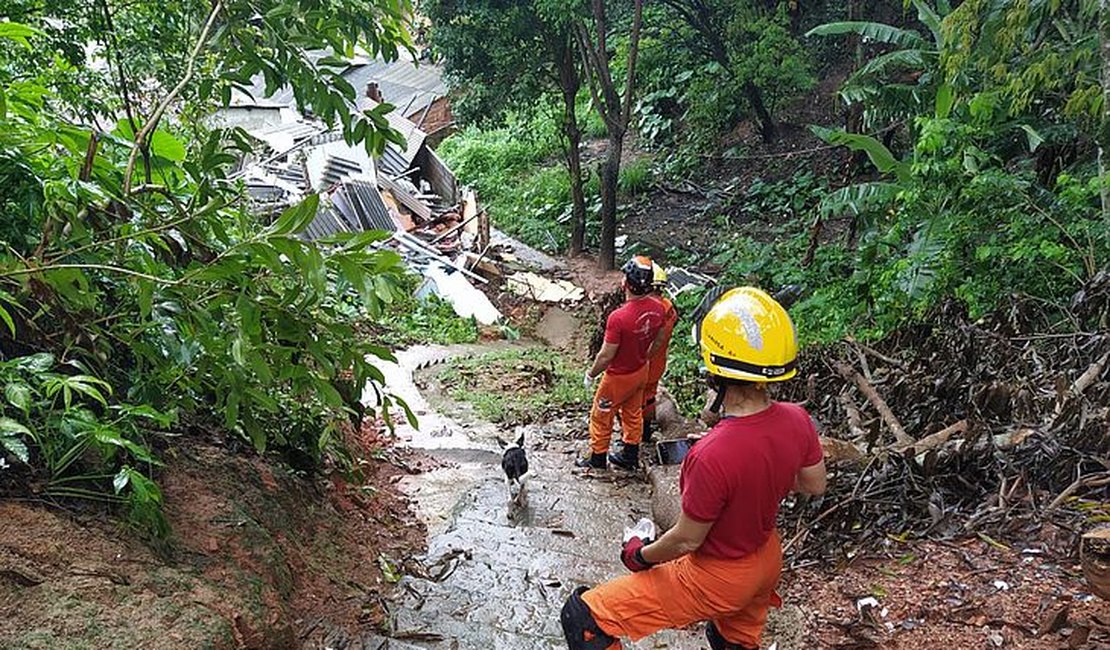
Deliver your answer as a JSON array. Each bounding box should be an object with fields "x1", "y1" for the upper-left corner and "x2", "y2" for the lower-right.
[{"x1": 506, "y1": 272, "x2": 586, "y2": 304}]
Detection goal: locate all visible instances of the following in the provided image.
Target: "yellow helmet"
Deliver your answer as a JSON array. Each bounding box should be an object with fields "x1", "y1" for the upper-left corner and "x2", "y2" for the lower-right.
[
  {"x1": 695, "y1": 287, "x2": 797, "y2": 382},
  {"x1": 652, "y1": 263, "x2": 668, "y2": 291}
]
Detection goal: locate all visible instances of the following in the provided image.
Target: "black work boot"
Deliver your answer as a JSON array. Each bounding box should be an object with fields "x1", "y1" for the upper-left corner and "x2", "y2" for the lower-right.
[
  {"x1": 575, "y1": 452, "x2": 607, "y2": 469},
  {"x1": 642, "y1": 419, "x2": 655, "y2": 444},
  {"x1": 608, "y1": 443, "x2": 639, "y2": 470}
]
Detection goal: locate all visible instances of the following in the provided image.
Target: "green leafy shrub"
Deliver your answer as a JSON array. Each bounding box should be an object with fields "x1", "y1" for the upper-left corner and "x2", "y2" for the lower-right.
[
  {"x1": 373, "y1": 290, "x2": 480, "y2": 347},
  {"x1": 1, "y1": 352, "x2": 173, "y2": 535},
  {"x1": 439, "y1": 111, "x2": 596, "y2": 253},
  {"x1": 0, "y1": 9, "x2": 416, "y2": 536}
]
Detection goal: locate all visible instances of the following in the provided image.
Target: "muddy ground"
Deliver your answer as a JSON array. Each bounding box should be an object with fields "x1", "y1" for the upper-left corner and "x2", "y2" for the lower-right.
[
  {"x1": 370, "y1": 342, "x2": 1108, "y2": 649},
  {"x1": 0, "y1": 432, "x2": 426, "y2": 650},
  {"x1": 1, "y1": 296, "x2": 1106, "y2": 649}
]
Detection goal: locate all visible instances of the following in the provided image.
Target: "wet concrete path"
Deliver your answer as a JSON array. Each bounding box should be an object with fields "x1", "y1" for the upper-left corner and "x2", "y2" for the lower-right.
[{"x1": 361, "y1": 345, "x2": 705, "y2": 649}]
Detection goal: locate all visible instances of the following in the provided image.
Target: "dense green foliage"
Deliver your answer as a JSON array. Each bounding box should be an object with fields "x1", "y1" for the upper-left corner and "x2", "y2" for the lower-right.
[
  {"x1": 433, "y1": 0, "x2": 1108, "y2": 416},
  {"x1": 0, "y1": 3, "x2": 416, "y2": 535},
  {"x1": 640, "y1": 2, "x2": 814, "y2": 147},
  {"x1": 373, "y1": 292, "x2": 480, "y2": 348},
  {"x1": 438, "y1": 110, "x2": 659, "y2": 253}
]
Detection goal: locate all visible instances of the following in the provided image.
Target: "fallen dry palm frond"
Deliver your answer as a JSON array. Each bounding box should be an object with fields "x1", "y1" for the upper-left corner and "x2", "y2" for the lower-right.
[{"x1": 775, "y1": 280, "x2": 1110, "y2": 565}]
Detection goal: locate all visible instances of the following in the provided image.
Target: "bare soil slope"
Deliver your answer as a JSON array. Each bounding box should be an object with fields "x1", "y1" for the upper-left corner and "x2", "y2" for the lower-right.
[{"x1": 0, "y1": 433, "x2": 424, "y2": 649}]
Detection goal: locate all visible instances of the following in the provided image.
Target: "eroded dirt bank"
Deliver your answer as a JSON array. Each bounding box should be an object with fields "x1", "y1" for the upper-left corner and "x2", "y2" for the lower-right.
[{"x1": 0, "y1": 436, "x2": 425, "y2": 649}]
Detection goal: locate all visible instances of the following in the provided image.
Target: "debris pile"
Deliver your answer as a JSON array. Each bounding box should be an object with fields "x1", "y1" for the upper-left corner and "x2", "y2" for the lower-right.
[
  {"x1": 231, "y1": 102, "x2": 517, "y2": 325},
  {"x1": 775, "y1": 274, "x2": 1110, "y2": 564}
]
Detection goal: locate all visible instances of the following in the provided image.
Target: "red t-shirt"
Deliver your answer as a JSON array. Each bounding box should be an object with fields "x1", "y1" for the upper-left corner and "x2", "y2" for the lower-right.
[
  {"x1": 603, "y1": 296, "x2": 665, "y2": 375},
  {"x1": 679, "y1": 402, "x2": 823, "y2": 559}
]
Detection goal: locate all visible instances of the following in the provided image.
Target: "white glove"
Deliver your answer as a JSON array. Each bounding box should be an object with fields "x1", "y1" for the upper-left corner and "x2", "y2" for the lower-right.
[{"x1": 583, "y1": 370, "x2": 596, "y2": 389}]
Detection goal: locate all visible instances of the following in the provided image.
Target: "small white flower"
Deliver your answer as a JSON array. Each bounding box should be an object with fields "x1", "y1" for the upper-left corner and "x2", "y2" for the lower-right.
[{"x1": 0, "y1": 458, "x2": 9, "y2": 470}]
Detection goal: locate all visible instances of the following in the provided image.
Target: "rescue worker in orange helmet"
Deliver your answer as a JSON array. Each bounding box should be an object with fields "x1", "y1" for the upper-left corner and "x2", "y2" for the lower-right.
[
  {"x1": 639, "y1": 263, "x2": 678, "y2": 444},
  {"x1": 578, "y1": 256, "x2": 667, "y2": 471},
  {"x1": 561, "y1": 287, "x2": 828, "y2": 650}
]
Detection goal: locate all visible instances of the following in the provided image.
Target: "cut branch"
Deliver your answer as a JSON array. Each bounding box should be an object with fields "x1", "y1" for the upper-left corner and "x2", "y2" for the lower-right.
[
  {"x1": 123, "y1": 1, "x2": 223, "y2": 193},
  {"x1": 848, "y1": 337, "x2": 907, "y2": 369},
  {"x1": 1069, "y1": 349, "x2": 1110, "y2": 400},
  {"x1": 1049, "y1": 348, "x2": 1110, "y2": 429},
  {"x1": 891, "y1": 419, "x2": 968, "y2": 455},
  {"x1": 839, "y1": 392, "x2": 867, "y2": 440},
  {"x1": 835, "y1": 361, "x2": 914, "y2": 446},
  {"x1": 1047, "y1": 472, "x2": 1110, "y2": 511}
]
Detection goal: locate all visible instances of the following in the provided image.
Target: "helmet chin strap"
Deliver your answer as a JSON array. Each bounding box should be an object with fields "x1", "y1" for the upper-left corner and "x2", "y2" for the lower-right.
[{"x1": 706, "y1": 376, "x2": 727, "y2": 414}]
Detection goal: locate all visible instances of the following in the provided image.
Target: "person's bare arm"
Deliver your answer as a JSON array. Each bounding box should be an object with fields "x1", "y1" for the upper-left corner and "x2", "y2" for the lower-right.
[
  {"x1": 639, "y1": 512, "x2": 713, "y2": 564},
  {"x1": 588, "y1": 342, "x2": 619, "y2": 378},
  {"x1": 794, "y1": 459, "x2": 827, "y2": 495}
]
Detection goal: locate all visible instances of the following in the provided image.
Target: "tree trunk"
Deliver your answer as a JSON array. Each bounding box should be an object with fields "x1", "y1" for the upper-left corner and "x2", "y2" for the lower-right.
[
  {"x1": 598, "y1": 130, "x2": 623, "y2": 271},
  {"x1": 578, "y1": 0, "x2": 641, "y2": 270},
  {"x1": 556, "y1": 41, "x2": 587, "y2": 256},
  {"x1": 743, "y1": 81, "x2": 776, "y2": 142},
  {"x1": 567, "y1": 124, "x2": 587, "y2": 256}
]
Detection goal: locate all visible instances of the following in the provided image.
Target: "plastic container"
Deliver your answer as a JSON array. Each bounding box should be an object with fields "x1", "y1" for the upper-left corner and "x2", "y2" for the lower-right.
[{"x1": 623, "y1": 517, "x2": 657, "y2": 543}]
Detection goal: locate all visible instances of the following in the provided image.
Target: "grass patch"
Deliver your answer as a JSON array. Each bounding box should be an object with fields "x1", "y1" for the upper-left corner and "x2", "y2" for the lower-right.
[
  {"x1": 438, "y1": 347, "x2": 589, "y2": 424},
  {"x1": 439, "y1": 114, "x2": 580, "y2": 253},
  {"x1": 367, "y1": 286, "x2": 479, "y2": 348},
  {"x1": 618, "y1": 157, "x2": 655, "y2": 196}
]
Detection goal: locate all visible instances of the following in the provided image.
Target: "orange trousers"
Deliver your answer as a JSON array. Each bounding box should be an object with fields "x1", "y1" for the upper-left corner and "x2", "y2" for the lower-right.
[
  {"x1": 581, "y1": 531, "x2": 783, "y2": 649},
  {"x1": 589, "y1": 364, "x2": 649, "y2": 454},
  {"x1": 641, "y1": 353, "x2": 668, "y2": 422}
]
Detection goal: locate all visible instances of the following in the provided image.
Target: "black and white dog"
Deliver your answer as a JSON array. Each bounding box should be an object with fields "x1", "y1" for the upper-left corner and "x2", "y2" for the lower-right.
[{"x1": 497, "y1": 433, "x2": 530, "y2": 515}]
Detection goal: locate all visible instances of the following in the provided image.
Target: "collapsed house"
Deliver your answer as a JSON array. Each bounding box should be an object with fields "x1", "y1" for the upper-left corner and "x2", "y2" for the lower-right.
[{"x1": 216, "y1": 52, "x2": 501, "y2": 325}]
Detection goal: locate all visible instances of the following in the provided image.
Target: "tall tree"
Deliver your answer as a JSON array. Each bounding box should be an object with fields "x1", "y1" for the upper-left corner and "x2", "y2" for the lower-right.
[
  {"x1": 656, "y1": 0, "x2": 781, "y2": 142},
  {"x1": 576, "y1": 0, "x2": 643, "y2": 270},
  {"x1": 425, "y1": 0, "x2": 590, "y2": 254}
]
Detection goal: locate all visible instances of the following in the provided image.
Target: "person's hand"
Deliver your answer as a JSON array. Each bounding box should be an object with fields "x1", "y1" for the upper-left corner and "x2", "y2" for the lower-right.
[
  {"x1": 583, "y1": 370, "x2": 596, "y2": 390},
  {"x1": 621, "y1": 537, "x2": 654, "y2": 572},
  {"x1": 686, "y1": 432, "x2": 705, "y2": 445}
]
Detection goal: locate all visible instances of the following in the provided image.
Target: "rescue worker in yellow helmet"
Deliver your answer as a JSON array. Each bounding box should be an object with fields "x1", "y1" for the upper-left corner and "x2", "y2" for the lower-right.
[
  {"x1": 640, "y1": 263, "x2": 678, "y2": 443},
  {"x1": 561, "y1": 287, "x2": 827, "y2": 650}
]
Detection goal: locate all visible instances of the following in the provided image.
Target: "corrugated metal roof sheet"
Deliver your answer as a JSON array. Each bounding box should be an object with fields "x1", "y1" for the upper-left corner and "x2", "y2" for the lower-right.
[
  {"x1": 231, "y1": 52, "x2": 445, "y2": 118},
  {"x1": 301, "y1": 205, "x2": 352, "y2": 241},
  {"x1": 349, "y1": 57, "x2": 446, "y2": 116},
  {"x1": 333, "y1": 180, "x2": 397, "y2": 232},
  {"x1": 246, "y1": 121, "x2": 324, "y2": 151},
  {"x1": 378, "y1": 174, "x2": 431, "y2": 221},
  {"x1": 322, "y1": 156, "x2": 364, "y2": 188},
  {"x1": 378, "y1": 147, "x2": 409, "y2": 177}
]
